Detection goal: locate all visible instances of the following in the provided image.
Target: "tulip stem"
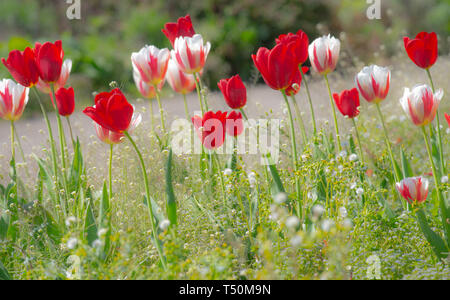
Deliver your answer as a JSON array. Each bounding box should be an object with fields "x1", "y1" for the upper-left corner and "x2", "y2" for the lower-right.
[
  {"x1": 194, "y1": 73, "x2": 205, "y2": 114},
  {"x1": 12, "y1": 123, "x2": 26, "y2": 165},
  {"x1": 66, "y1": 116, "x2": 75, "y2": 150},
  {"x1": 196, "y1": 73, "x2": 209, "y2": 111},
  {"x1": 154, "y1": 88, "x2": 166, "y2": 135},
  {"x1": 10, "y1": 121, "x2": 17, "y2": 192},
  {"x1": 239, "y1": 108, "x2": 248, "y2": 121},
  {"x1": 148, "y1": 99, "x2": 155, "y2": 135},
  {"x1": 290, "y1": 94, "x2": 308, "y2": 147},
  {"x1": 375, "y1": 103, "x2": 400, "y2": 183},
  {"x1": 324, "y1": 74, "x2": 342, "y2": 152},
  {"x1": 421, "y1": 126, "x2": 449, "y2": 247},
  {"x1": 351, "y1": 118, "x2": 364, "y2": 164},
  {"x1": 182, "y1": 93, "x2": 190, "y2": 121},
  {"x1": 300, "y1": 66, "x2": 317, "y2": 134},
  {"x1": 282, "y1": 90, "x2": 302, "y2": 217},
  {"x1": 109, "y1": 144, "x2": 113, "y2": 201},
  {"x1": 32, "y1": 87, "x2": 59, "y2": 185},
  {"x1": 426, "y1": 68, "x2": 445, "y2": 175},
  {"x1": 124, "y1": 131, "x2": 167, "y2": 270}
]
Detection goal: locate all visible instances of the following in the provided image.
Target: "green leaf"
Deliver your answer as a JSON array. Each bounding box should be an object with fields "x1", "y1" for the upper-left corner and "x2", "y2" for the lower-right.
[
  {"x1": 400, "y1": 148, "x2": 413, "y2": 179},
  {"x1": 267, "y1": 161, "x2": 285, "y2": 195},
  {"x1": 34, "y1": 155, "x2": 57, "y2": 204},
  {"x1": 429, "y1": 126, "x2": 443, "y2": 178},
  {"x1": 98, "y1": 182, "x2": 111, "y2": 259},
  {"x1": 349, "y1": 135, "x2": 356, "y2": 155},
  {"x1": 165, "y1": 148, "x2": 177, "y2": 227},
  {"x1": 32, "y1": 207, "x2": 62, "y2": 244},
  {"x1": 0, "y1": 260, "x2": 11, "y2": 280},
  {"x1": 416, "y1": 209, "x2": 448, "y2": 260},
  {"x1": 84, "y1": 193, "x2": 98, "y2": 246},
  {"x1": 68, "y1": 138, "x2": 84, "y2": 193}
]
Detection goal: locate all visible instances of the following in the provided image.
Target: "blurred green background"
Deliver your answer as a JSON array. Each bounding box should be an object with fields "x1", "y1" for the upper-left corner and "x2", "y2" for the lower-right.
[{"x1": 0, "y1": 0, "x2": 449, "y2": 112}]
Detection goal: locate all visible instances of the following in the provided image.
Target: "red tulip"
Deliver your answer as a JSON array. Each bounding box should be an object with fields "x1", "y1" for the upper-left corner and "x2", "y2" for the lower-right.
[
  {"x1": 225, "y1": 111, "x2": 244, "y2": 137},
  {"x1": 445, "y1": 113, "x2": 450, "y2": 128},
  {"x1": 192, "y1": 111, "x2": 227, "y2": 150},
  {"x1": 333, "y1": 88, "x2": 360, "y2": 118},
  {"x1": 252, "y1": 43, "x2": 298, "y2": 91},
  {"x1": 218, "y1": 75, "x2": 247, "y2": 109},
  {"x1": 276, "y1": 29, "x2": 309, "y2": 65},
  {"x1": 95, "y1": 113, "x2": 142, "y2": 145},
  {"x1": 55, "y1": 87, "x2": 75, "y2": 116},
  {"x1": 34, "y1": 40, "x2": 64, "y2": 83},
  {"x1": 83, "y1": 88, "x2": 134, "y2": 133},
  {"x1": 403, "y1": 32, "x2": 438, "y2": 69},
  {"x1": 285, "y1": 66, "x2": 309, "y2": 96},
  {"x1": 162, "y1": 15, "x2": 196, "y2": 47},
  {"x1": 1, "y1": 47, "x2": 39, "y2": 87}
]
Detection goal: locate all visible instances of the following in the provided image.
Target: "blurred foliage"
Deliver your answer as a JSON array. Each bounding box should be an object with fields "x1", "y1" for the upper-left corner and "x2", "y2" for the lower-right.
[{"x1": 0, "y1": 0, "x2": 448, "y2": 100}]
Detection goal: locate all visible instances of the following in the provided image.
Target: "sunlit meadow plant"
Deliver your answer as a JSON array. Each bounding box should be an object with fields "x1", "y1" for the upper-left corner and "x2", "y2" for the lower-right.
[{"x1": 0, "y1": 13, "x2": 448, "y2": 280}]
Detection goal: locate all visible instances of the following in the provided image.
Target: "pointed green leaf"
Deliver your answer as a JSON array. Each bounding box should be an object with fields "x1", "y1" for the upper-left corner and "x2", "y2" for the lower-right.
[
  {"x1": 400, "y1": 148, "x2": 413, "y2": 179},
  {"x1": 0, "y1": 260, "x2": 11, "y2": 280},
  {"x1": 416, "y1": 209, "x2": 448, "y2": 260},
  {"x1": 84, "y1": 197, "x2": 98, "y2": 246},
  {"x1": 165, "y1": 148, "x2": 177, "y2": 227}
]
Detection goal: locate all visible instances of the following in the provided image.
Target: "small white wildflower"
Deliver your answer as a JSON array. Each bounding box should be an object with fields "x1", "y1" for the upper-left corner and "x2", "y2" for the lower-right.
[
  {"x1": 446, "y1": 128, "x2": 450, "y2": 134},
  {"x1": 441, "y1": 176, "x2": 448, "y2": 184},
  {"x1": 356, "y1": 187, "x2": 364, "y2": 195},
  {"x1": 65, "y1": 216, "x2": 77, "y2": 227},
  {"x1": 274, "y1": 192, "x2": 288, "y2": 204},
  {"x1": 338, "y1": 165, "x2": 344, "y2": 173},
  {"x1": 92, "y1": 239, "x2": 103, "y2": 248},
  {"x1": 285, "y1": 216, "x2": 300, "y2": 230},
  {"x1": 321, "y1": 219, "x2": 334, "y2": 232},
  {"x1": 307, "y1": 191, "x2": 318, "y2": 201},
  {"x1": 339, "y1": 206, "x2": 348, "y2": 218},
  {"x1": 301, "y1": 154, "x2": 308, "y2": 161},
  {"x1": 342, "y1": 218, "x2": 353, "y2": 229},
  {"x1": 67, "y1": 238, "x2": 78, "y2": 250},
  {"x1": 350, "y1": 182, "x2": 357, "y2": 189},
  {"x1": 290, "y1": 235, "x2": 303, "y2": 247},
  {"x1": 248, "y1": 177, "x2": 256, "y2": 188},
  {"x1": 97, "y1": 228, "x2": 108, "y2": 238},
  {"x1": 312, "y1": 204, "x2": 325, "y2": 218},
  {"x1": 349, "y1": 153, "x2": 358, "y2": 161},
  {"x1": 223, "y1": 168, "x2": 232, "y2": 176},
  {"x1": 159, "y1": 219, "x2": 171, "y2": 231},
  {"x1": 338, "y1": 150, "x2": 347, "y2": 158}
]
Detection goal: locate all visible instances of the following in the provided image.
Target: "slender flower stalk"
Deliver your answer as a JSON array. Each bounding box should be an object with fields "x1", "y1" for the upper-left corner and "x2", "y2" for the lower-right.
[
  {"x1": 66, "y1": 116, "x2": 75, "y2": 149},
  {"x1": 290, "y1": 94, "x2": 308, "y2": 146},
  {"x1": 324, "y1": 74, "x2": 342, "y2": 151},
  {"x1": 425, "y1": 68, "x2": 445, "y2": 174},
  {"x1": 124, "y1": 131, "x2": 167, "y2": 270},
  {"x1": 196, "y1": 73, "x2": 208, "y2": 111},
  {"x1": 182, "y1": 93, "x2": 190, "y2": 120},
  {"x1": 32, "y1": 87, "x2": 59, "y2": 184},
  {"x1": 351, "y1": 118, "x2": 364, "y2": 164},
  {"x1": 282, "y1": 90, "x2": 302, "y2": 216},
  {"x1": 149, "y1": 100, "x2": 155, "y2": 134},
  {"x1": 421, "y1": 126, "x2": 449, "y2": 246},
  {"x1": 109, "y1": 144, "x2": 113, "y2": 201},
  {"x1": 300, "y1": 67, "x2": 316, "y2": 134},
  {"x1": 375, "y1": 103, "x2": 399, "y2": 182},
  {"x1": 154, "y1": 87, "x2": 166, "y2": 134},
  {"x1": 10, "y1": 120, "x2": 16, "y2": 183},
  {"x1": 194, "y1": 73, "x2": 204, "y2": 114}
]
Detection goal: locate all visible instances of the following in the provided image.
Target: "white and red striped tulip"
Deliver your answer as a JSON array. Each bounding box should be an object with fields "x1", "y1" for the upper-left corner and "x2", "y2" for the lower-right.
[
  {"x1": 133, "y1": 70, "x2": 163, "y2": 99},
  {"x1": 400, "y1": 84, "x2": 443, "y2": 127},
  {"x1": 355, "y1": 65, "x2": 390, "y2": 103},
  {"x1": 36, "y1": 59, "x2": 72, "y2": 94},
  {"x1": 131, "y1": 45, "x2": 170, "y2": 86},
  {"x1": 0, "y1": 78, "x2": 29, "y2": 121},
  {"x1": 172, "y1": 34, "x2": 211, "y2": 74},
  {"x1": 308, "y1": 34, "x2": 340, "y2": 75},
  {"x1": 396, "y1": 176, "x2": 429, "y2": 205},
  {"x1": 166, "y1": 58, "x2": 196, "y2": 94},
  {"x1": 95, "y1": 111, "x2": 142, "y2": 145}
]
